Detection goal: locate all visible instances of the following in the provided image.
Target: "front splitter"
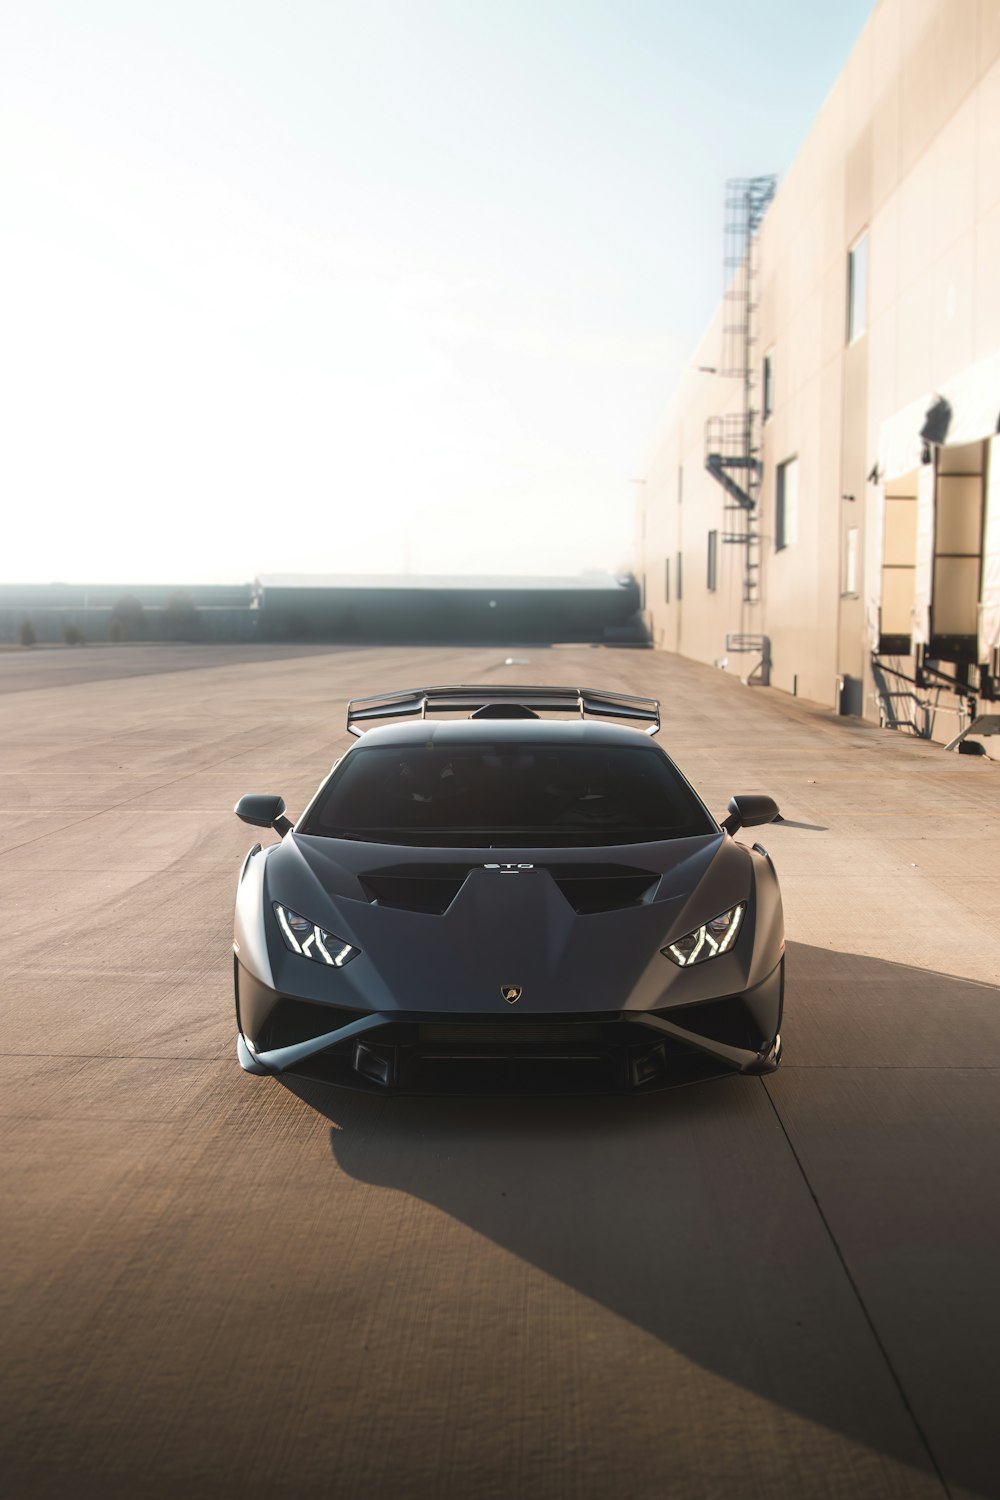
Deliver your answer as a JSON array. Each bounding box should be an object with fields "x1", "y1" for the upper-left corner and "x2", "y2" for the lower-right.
[
  {"x1": 242, "y1": 1033, "x2": 743, "y2": 1096},
  {"x1": 236, "y1": 960, "x2": 784, "y2": 1095}
]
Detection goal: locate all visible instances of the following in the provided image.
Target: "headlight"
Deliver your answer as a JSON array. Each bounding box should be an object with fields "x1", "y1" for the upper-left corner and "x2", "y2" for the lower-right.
[
  {"x1": 273, "y1": 903, "x2": 359, "y2": 967},
  {"x1": 662, "y1": 902, "x2": 745, "y2": 967}
]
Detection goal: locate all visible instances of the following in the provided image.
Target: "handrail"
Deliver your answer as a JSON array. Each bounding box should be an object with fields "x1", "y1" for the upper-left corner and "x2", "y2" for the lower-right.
[{"x1": 346, "y1": 683, "x2": 660, "y2": 737}]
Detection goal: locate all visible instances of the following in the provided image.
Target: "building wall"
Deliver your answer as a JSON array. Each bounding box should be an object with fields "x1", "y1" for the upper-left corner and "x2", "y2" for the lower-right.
[
  {"x1": 0, "y1": 578, "x2": 643, "y2": 646},
  {"x1": 638, "y1": 0, "x2": 1000, "y2": 725},
  {"x1": 0, "y1": 583, "x2": 258, "y2": 645},
  {"x1": 0, "y1": 606, "x2": 259, "y2": 645},
  {"x1": 254, "y1": 577, "x2": 643, "y2": 643}
]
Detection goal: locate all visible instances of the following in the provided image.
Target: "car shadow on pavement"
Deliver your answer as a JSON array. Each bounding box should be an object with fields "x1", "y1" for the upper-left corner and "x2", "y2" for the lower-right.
[{"x1": 279, "y1": 940, "x2": 1000, "y2": 1495}]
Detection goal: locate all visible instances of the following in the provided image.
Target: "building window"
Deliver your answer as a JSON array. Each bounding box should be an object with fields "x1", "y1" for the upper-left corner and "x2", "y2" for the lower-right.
[
  {"x1": 707, "y1": 530, "x2": 718, "y2": 591},
  {"x1": 762, "y1": 350, "x2": 774, "y2": 421},
  {"x1": 844, "y1": 526, "x2": 859, "y2": 595},
  {"x1": 664, "y1": 557, "x2": 670, "y2": 603},
  {"x1": 847, "y1": 232, "x2": 868, "y2": 344},
  {"x1": 676, "y1": 551, "x2": 683, "y2": 601},
  {"x1": 776, "y1": 457, "x2": 799, "y2": 550}
]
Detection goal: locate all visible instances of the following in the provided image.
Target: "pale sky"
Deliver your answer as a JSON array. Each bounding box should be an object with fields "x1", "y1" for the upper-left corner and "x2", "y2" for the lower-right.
[{"x1": 2, "y1": 0, "x2": 872, "y2": 585}]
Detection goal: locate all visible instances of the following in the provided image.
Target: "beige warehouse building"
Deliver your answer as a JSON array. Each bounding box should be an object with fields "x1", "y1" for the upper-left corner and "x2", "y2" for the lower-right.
[{"x1": 636, "y1": 0, "x2": 1000, "y2": 751}]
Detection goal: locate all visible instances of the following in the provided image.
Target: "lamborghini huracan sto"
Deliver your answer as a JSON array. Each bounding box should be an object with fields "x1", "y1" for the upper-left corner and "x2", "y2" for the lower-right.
[{"x1": 232, "y1": 686, "x2": 784, "y2": 1092}]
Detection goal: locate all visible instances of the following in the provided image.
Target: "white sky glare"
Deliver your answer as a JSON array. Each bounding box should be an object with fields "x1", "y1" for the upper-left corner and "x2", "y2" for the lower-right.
[{"x1": 2, "y1": 0, "x2": 872, "y2": 585}]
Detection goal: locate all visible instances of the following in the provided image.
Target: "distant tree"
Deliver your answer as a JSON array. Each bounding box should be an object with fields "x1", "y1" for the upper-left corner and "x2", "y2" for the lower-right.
[
  {"x1": 62, "y1": 623, "x2": 86, "y2": 646},
  {"x1": 18, "y1": 619, "x2": 36, "y2": 647},
  {"x1": 162, "y1": 589, "x2": 200, "y2": 641},
  {"x1": 110, "y1": 594, "x2": 146, "y2": 641},
  {"x1": 109, "y1": 619, "x2": 124, "y2": 643}
]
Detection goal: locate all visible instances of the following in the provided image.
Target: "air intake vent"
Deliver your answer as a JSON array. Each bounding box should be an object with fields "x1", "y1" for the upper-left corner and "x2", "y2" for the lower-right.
[
  {"x1": 262, "y1": 998, "x2": 367, "y2": 1051},
  {"x1": 360, "y1": 865, "x2": 470, "y2": 914},
  {"x1": 546, "y1": 865, "x2": 659, "y2": 915}
]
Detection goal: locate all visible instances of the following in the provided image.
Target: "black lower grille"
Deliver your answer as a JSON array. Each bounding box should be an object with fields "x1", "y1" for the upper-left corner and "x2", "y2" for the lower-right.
[
  {"x1": 277, "y1": 1006, "x2": 741, "y2": 1094},
  {"x1": 418, "y1": 1022, "x2": 603, "y2": 1047}
]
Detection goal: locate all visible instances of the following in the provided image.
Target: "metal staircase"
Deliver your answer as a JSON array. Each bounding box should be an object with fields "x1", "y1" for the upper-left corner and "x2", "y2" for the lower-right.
[
  {"x1": 704, "y1": 176, "x2": 776, "y2": 613},
  {"x1": 705, "y1": 414, "x2": 764, "y2": 607}
]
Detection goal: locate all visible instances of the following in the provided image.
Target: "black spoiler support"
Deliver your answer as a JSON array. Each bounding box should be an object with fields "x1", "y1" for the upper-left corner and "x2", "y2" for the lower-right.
[{"x1": 346, "y1": 684, "x2": 660, "y2": 737}]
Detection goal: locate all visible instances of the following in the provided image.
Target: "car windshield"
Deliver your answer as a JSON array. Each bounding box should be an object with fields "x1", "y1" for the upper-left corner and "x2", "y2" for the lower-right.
[{"x1": 299, "y1": 741, "x2": 716, "y2": 847}]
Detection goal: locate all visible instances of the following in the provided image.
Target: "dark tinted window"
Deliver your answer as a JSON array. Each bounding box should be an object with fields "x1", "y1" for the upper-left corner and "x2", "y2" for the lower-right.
[{"x1": 301, "y1": 742, "x2": 714, "y2": 847}]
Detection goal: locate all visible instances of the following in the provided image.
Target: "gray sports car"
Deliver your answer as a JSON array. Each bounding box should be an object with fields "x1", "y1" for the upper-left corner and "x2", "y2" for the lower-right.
[{"x1": 232, "y1": 686, "x2": 784, "y2": 1092}]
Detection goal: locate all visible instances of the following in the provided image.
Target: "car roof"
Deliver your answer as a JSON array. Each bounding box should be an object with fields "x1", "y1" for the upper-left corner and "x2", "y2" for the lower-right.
[{"x1": 346, "y1": 719, "x2": 665, "y2": 750}]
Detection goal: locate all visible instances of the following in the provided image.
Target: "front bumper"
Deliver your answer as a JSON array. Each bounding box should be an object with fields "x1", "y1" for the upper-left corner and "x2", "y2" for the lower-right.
[{"x1": 235, "y1": 957, "x2": 783, "y2": 1093}]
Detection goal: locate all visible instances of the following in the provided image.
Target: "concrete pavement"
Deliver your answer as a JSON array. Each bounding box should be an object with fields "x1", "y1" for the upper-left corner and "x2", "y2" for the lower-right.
[{"x1": 1, "y1": 643, "x2": 998, "y2": 1499}]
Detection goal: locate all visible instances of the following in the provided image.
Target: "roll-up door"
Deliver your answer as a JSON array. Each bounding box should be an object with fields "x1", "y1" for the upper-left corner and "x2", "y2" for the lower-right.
[
  {"x1": 878, "y1": 471, "x2": 918, "y2": 654},
  {"x1": 911, "y1": 463, "x2": 935, "y2": 648},
  {"x1": 865, "y1": 481, "x2": 885, "y2": 651},
  {"x1": 979, "y1": 435, "x2": 1000, "y2": 665},
  {"x1": 929, "y1": 442, "x2": 984, "y2": 664}
]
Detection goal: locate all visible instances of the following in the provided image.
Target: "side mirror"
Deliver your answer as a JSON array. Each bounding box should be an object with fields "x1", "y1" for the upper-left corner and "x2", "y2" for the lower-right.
[
  {"x1": 234, "y1": 793, "x2": 292, "y2": 835},
  {"x1": 721, "y1": 793, "x2": 780, "y2": 834}
]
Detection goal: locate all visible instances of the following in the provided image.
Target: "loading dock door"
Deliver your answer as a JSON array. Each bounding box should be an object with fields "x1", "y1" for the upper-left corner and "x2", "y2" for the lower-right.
[
  {"x1": 911, "y1": 463, "x2": 935, "y2": 648},
  {"x1": 981, "y1": 436, "x2": 1000, "y2": 665},
  {"x1": 929, "y1": 442, "x2": 985, "y2": 664},
  {"x1": 878, "y1": 470, "x2": 918, "y2": 654}
]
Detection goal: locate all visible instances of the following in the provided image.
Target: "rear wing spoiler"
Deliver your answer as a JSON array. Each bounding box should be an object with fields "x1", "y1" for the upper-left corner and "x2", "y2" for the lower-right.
[{"x1": 346, "y1": 684, "x2": 660, "y2": 737}]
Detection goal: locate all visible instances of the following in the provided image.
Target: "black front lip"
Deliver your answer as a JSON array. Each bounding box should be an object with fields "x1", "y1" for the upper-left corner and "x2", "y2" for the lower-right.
[{"x1": 236, "y1": 960, "x2": 783, "y2": 1092}]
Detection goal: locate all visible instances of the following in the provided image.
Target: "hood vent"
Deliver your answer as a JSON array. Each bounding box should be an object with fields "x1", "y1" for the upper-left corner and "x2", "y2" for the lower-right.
[
  {"x1": 546, "y1": 865, "x2": 659, "y2": 915},
  {"x1": 360, "y1": 865, "x2": 470, "y2": 915},
  {"x1": 359, "y1": 862, "x2": 660, "y2": 915}
]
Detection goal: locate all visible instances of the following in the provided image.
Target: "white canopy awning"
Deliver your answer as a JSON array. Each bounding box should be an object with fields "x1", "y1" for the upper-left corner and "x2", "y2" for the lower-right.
[{"x1": 874, "y1": 348, "x2": 1000, "y2": 483}]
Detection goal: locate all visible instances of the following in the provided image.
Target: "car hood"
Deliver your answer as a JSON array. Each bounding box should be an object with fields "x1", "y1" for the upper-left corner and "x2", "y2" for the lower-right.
[{"x1": 258, "y1": 832, "x2": 753, "y2": 1015}]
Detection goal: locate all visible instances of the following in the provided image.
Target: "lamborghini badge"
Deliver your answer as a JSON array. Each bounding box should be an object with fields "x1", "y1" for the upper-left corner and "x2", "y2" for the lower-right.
[{"x1": 501, "y1": 985, "x2": 522, "y2": 1004}]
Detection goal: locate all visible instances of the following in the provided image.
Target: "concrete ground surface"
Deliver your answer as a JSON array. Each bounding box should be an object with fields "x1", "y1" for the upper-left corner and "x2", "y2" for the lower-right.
[{"x1": 1, "y1": 643, "x2": 998, "y2": 1500}]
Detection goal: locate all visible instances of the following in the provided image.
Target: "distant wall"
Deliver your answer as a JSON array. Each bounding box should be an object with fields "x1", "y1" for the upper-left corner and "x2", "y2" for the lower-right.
[
  {"x1": 254, "y1": 582, "x2": 643, "y2": 644},
  {"x1": 0, "y1": 606, "x2": 259, "y2": 645},
  {"x1": 0, "y1": 578, "x2": 644, "y2": 647}
]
